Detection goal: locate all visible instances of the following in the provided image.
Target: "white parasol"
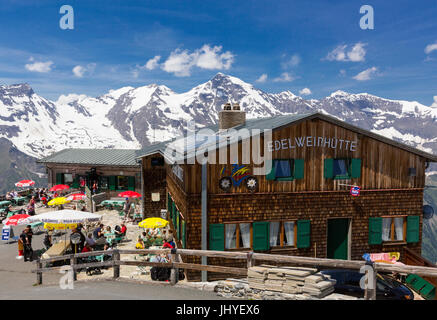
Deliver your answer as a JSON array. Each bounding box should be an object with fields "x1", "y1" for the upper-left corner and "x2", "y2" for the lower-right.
[{"x1": 24, "y1": 209, "x2": 102, "y2": 225}]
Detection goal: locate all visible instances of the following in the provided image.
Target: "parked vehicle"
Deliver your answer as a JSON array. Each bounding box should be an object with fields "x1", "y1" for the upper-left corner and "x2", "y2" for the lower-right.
[{"x1": 320, "y1": 269, "x2": 414, "y2": 300}]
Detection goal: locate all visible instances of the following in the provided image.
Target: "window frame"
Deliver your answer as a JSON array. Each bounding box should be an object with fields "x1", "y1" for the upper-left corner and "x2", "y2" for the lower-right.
[
  {"x1": 381, "y1": 215, "x2": 407, "y2": 243},
  {"x1": 63, "y1": 173, "x2": 73, "y2": 185},
  {"x1": 222, "y1": 220, "x2": 298, "y2": 251},
  {"x1": 333, "y1": 158, "x2": 352, "y2": 180}
]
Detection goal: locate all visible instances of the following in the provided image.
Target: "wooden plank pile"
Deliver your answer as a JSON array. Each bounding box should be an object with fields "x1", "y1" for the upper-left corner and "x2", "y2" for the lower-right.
[{"x1": 247, "y1": 265, "x2": 336, "y2": 298}]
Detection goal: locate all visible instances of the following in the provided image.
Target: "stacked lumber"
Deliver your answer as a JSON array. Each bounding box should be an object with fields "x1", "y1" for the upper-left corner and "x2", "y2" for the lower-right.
[{"x1": 247, "y1": 265, "x2": 336, "y2": 298}]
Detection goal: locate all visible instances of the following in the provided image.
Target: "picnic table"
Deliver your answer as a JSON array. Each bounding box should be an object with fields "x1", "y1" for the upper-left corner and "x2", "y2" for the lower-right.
[
  {"x1": 0, "y1": 201, "x2": 12, "y2": 209},
  {"x1": 100, "y1": 200, "x2": 125, "y2": 209},
  {"x1": 13, "y1": 197, "x2": 27, "y2": 205},
  {"x1": 42, "y1": 240, "x2": 71, "y2": 259}
]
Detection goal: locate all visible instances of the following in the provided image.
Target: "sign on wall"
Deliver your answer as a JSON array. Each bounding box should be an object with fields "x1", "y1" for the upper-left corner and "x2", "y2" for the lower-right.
[{"x1": 268, "y1": 136, "x2": 358, "y2": 152}]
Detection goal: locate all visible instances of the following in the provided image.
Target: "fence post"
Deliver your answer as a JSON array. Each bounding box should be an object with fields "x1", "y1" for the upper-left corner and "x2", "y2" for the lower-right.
[
  {"x1": 70, "y1": 256, "x2": 77, "y2": 281},
  {"x1": 113, "y1": 249, "x2": 120, "y2": 279},
  {"x1": 36, "y1": 259, "x2": 42, "y2": 285},
  {"x1": 247, "y1": 252, "x2": 254, "y2": 269},
  {"x1": 170, "y1": 248, "x2": 179, "y2": 285}
]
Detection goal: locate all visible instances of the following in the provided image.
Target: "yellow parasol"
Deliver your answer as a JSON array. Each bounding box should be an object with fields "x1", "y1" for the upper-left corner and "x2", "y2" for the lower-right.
[
  {"x1": 48, "y1": 197, "x2": 71, "y2": 206},
  {"x1": 138, "y1": 217, "x2": 168, "y2": 229}
]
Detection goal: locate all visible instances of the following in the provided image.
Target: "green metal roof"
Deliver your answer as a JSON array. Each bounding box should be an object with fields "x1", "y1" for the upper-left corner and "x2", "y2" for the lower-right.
[{"x1": 38, "y1": 148, "x2": 141, "y2": 167}]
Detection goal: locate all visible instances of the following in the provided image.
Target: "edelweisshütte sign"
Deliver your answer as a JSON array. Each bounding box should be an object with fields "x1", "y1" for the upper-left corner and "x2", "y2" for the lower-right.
[{"x1": 268, "y1": 136, "x2": 358, "y2": 152}]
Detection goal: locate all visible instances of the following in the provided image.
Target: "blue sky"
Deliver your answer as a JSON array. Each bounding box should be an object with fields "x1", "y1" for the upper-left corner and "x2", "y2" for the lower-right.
[{"x1": 0, "y1": 0, "x2": 436, "y2": 105}]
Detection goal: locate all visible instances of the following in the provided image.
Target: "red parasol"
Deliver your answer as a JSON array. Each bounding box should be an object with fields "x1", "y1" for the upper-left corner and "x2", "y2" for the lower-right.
[
  {"x1": 66, "y1": 193, "x2": 86, "y2": 201},
  {"x1": 49, "y1": 184, "x2": 70, "y2": 192},
  {"x1": 118, "y1": 191, "x2": 141, "y2": 198},
  {"x1": 3, "y1": 214, "x2": 31, "y2": 226},
  {"x1": 15, "y1": 180, "x2": 35, "y2": 188}
]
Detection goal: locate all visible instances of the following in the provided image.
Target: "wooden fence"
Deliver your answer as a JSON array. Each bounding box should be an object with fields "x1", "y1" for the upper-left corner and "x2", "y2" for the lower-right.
[{"x1": 33, "y1": 248, "x2": 437, "y2": 300}]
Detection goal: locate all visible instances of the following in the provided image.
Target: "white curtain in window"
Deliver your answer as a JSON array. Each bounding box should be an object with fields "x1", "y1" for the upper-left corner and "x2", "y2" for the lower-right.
[
  {"x1": 382, "y1": 218, "x2": 392, "y2": 241},
  {"x1": 269, "y1": 222, "x2": 280, "y2": 247},
  {"x1": 225, "y1": 224, "x2": 237, "y2": 249},
  {"x1": 394, "y1": 217, "x2": 404, "y2": 241},
  {"x1": 239, "y1": 223, "x2": 251, "y2": 248},
  {"x1": 284, "y1": 221, "x2": 295, "y2": 246}
]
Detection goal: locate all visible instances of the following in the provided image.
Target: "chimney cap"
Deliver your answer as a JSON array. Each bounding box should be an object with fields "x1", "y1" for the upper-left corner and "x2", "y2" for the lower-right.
[
  {"x1": 223, "y1": 103, "x2": 232, "y2": 110},
  {"x1": 232, "y1": 103, "x2": 241, "y2": 110}
]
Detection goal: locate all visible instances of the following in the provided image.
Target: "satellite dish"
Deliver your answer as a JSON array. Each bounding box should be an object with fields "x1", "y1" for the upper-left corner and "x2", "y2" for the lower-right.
[{"x1": 423, "y1": 205, "x2": 434, "y2": 220}]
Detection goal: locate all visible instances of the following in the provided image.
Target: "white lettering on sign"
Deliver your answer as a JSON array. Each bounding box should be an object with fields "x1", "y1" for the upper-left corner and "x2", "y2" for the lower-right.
[{"x1": 268, "y1": 136, "x2": 358, "y2": 152}]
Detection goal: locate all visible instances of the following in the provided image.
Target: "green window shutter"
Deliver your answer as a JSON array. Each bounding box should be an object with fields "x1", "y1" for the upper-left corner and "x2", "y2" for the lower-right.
[
  {"x1": 128, "y1": 176, "x2": 135, "y2": 191},
  {"x1": 294, "y1": 159, "x2": 304, "y2": 180},
  {"x1": 297, "y1": 220, "x2": 311, "y2": 248},
  {"x1": 350, "y1": 158, "x2": 362, "y2": 178},
  {"x1": 108, "y1": 176, "x2": 116, "y2": 190},
  {"x1": 176, "y1": 212, "x2": 180, "y2": 240},
  {"x1": 324, "y1": 158, "x2": 334, "y2": 179},
  {"x1": 253, "y1": 222, "x2": 270, "y2": 251},
  {"x1": 266, "y1": 160, "x2": 276, "y2": 180},
  {"x1": 368, "y1": 217, "x2": 383, "y2": 245},
  {"x1": 167, "y1": 194, "x2": 172, "y2": 219},
  {"x1": 56, "y1": 173, "x2": 63, "y2": 185},
  {"x1": 209, "y1": 224, "x2": 225, "y2": 251},
  {"x1": 72, "y1": 176, "x2": 79, "y2": 188},
  {"x1": 182, "y1": 220, "x2": 186, "y2": 249},
  {"x1": 407, "y1": 216, "x2": 420, "y2": 243}
]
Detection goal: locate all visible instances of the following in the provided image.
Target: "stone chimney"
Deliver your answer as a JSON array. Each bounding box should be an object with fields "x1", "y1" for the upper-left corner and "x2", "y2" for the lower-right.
[{"x1": 219, "y1": 102, "x2": 246, "y2": 130}]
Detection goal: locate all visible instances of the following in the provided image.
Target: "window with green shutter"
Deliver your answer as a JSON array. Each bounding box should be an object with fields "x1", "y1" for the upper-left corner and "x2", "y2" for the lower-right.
[
  {"x1": 209, "y1": 224, "x2": 225, "y2": 251},
  {"x1": 297, "y1": 220, "x2": 311, "y2": 248},
  {"x1": 72, "y1": 175, "x2": 79, "y2": 188},
  {"x1": 266, "y1": 159, "x2": 304, "y2": 181},
  {"x1": 406, "y1": 215, "x2": 420, "y2": 243},
  {"x1": 108, "y1": 176, "x2": 116, "y2": 190},
  {"x1": 368, "y1": 217, "x2": 383, "y2": 245},
  {"x1": 56, "y1": 173, "x2": 64, "y2": 185},
  {"x1": 253, "y1": 221, "x2": 270, "y2": 251},
  {"x1": 128, "y1": 176, "x2": 135, "y2": 191}
]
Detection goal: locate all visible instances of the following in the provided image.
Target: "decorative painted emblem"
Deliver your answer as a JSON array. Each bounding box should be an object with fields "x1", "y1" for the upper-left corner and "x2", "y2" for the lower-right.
[
  {"x1": 350, "y1": 186, "x2": 360, "y2": 197},
  {"x1": 219, "y1": 164, "x2": 258, "y2": 192}
]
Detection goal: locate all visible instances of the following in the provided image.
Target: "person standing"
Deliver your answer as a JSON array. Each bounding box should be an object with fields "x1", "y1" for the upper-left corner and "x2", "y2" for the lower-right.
[{"x1": 20, "y1": 227, "x2": 33, "y2": 262}]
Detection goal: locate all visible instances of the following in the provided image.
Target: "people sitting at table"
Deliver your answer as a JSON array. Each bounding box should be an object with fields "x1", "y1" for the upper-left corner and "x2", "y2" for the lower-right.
[
  {"x1": 85, "y1": 233, "x2": 96, "y2": 248},
  {"x1": 150, "y1": 253, "x2": 168, "y2": 263},
  {"x1": 82, "y1": 243, "x2": 92, "y2": 253},
  {"x1": 93, "y1": 224, "x2": 104, "y2": 239},
  {"x1": 135, "y1": 236, "x2": 145, "y2": 249},
  {"x1": 104, "y1": 226, "x2": 112, "y2": 236},
  {"x1": 114, "y1": 223, "x2": 127, "y2": 237},
  {"x1": 162, "y1": 239, "x2": 174, "y2": 249}
]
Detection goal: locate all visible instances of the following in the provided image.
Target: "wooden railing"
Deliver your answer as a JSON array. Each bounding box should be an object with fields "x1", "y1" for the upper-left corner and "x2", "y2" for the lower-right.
[{"x1": 33, "y1": 248, "x2": 437, "y2": 300}]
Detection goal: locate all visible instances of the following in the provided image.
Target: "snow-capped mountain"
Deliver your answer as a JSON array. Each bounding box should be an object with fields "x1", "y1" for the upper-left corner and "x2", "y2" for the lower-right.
[{"x1": 0, "y1": 73, "x2": 436, "y2": 161}]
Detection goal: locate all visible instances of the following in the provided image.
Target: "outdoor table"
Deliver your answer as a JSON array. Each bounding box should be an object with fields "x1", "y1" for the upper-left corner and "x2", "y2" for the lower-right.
[
  {"x1": 42, "y1": 240, "x2": 71, "y2": 259},
  {"x1": 13, "y1": 197, "x2": 27, "y2": 205},
  {"x1": 104, "y1": 232, "x2": 116, "y2": 246},
  {"x1": 0, "y1": 201, "x2": 12, "y2": 209}
]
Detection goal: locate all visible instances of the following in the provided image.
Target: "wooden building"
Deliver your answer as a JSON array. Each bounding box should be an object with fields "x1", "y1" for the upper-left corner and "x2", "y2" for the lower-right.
[
  {"x1": 138, "y1": 104, "x2": 437, "y2": 281},
  {"x1": 38, "y1": 149, "x2": 141, "y2": 197}
]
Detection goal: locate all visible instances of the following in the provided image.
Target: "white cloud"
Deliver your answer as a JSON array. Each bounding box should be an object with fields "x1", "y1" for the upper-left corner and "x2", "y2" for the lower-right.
[
  {"x1": 353, "y1": 66, "x2": 378, "y2": 81},
  {"x1": 273, "y1": 72, "x2": 294, "y2": 82},
  {"x1": 255, "y1": 73, "x2": 268, "y2": 83},
  {"x1": 339, "y1": 69, "x2": 347, "y2": 77},
  {"x1": 431, "y1": 96, "x2": 437, "y2": 109},
  {"x1": 326, "y1": 43, "x2": 367, "y2": 62},
  {"x1": 299, "y1": 88, "x2": 312, "y2": 96},
  {"x1": 25, "y1": 57, "x2": 53, "y2": 73},
  {"x1": 425, "y1": 42, "x2": 437, "y2": 55},
  {"x1": 281, "y1": 54, "x2": 301, "y2": 69},
  {"x1": 72, "y1": 63, "x2": 96, "y2": 78},
  {"x1": 145, "y1": 55, "x2": 161, "y2": 70},
  {"x1": 161, "y1": 45, "x2": 234, "y2": 77}
]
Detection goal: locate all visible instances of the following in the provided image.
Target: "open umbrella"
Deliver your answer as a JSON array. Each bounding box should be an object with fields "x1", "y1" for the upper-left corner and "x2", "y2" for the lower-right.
[
  {"x1": 3, "y1": 213, "x2": 31, "y2": 226},
  {"x1": 15, "y1": 180, "x2": 35, "y2": 188},
  {"x1": 138, "y1": 217, "x2": 168, "y2": 229},
  {"x1": 118, "y1": 191, "x2": 141, "y2": 198},
  {"x1": 49, "y1": 184, "x2": 70, "y2": 192},
  {"x1": 48, "y1": 197, "x2": 71, "y2": 206},
  {"x1": 43, "y1": 222, "x2": 77, "y2": 230},
  {"x1": 24, "y1": 209, "x2": 101, "y2": 224},
  {"x1": 66, "y1": 193, "x2": 86, "y2": 201}
]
